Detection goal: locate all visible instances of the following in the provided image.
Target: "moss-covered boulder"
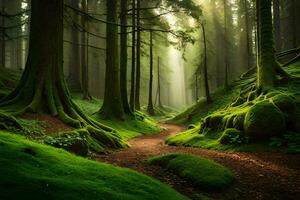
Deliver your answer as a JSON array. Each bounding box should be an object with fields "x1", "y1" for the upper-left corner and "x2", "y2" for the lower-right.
[
  {"x1": 233, "y1": 112, "x2": 246, "y2": 131},
  {"x1": 219, "y1": 128, "x2": 243, "y2": 145},
  {"x1": 244, "y1": 101, "x2": 286, "y2": 140},
  {"x1": 271, "y1": 94, "x2": 297, "y2": 113},
  {"x1": 204, "y1": 113, "x2": 225, "y2": 130}
]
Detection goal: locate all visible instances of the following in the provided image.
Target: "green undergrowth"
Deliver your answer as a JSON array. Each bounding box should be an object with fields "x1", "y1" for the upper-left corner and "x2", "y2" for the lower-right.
[
  {"x1": 167, "y1": 62, "x2": 300, "y2": 153},
  {"x1": 73, "y1": 95, "x2": 162, "y2": 140},
  {"x1": 0, "y1": 131, "x2": 188, "y2": 200},
  {"x1": 146, "y1": 153, "x2": 234, "y2": 191}
]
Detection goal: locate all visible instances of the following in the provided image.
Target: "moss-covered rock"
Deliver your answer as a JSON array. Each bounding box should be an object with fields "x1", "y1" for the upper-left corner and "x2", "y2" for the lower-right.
[
  {"x1": 244, "y1": 101, "x2": 286, "y2": 140},
  {"x1": 233, "y1": 112, "x2": 246, "y2": 131},
  {"x1": 271, "y1": 94, "x2": 297, "y2": 113},
  {"x1": 219, "y1": 128, "x2": 243, "y2": 145},
  {"x1": 205, "y1": 113, "x2": 225, "y2": 130}
]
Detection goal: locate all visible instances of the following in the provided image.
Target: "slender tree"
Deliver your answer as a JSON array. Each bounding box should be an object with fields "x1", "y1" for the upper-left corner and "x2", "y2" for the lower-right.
[
  {"x1": 1, "y1": 0, "x2": 5, "y2": 69},
  {"x1": 120, "y1": 0, "x2": 131, "y2": 114},
  {"x1": 147, "y1": 31, "x2": 155, "y2": 115},
  {"x1": 156, "y1": 56, "x2": 163, "y2": 108},
  {"x1": 81, "y1": 0, "x2": 92, "y2": 100},
  {"x1": 99, "y1": 0, "x2": 125, "y2": 119},
  {"x1": 130, "y1": 0, "x2": 136, "y2": 111},
  {"x1": 223, "y1": 0, "x2": 229, "y2": 88},
  {"x1": 200, "y1": 22, "x2": 212, "y2": 104},
  {"x1": 135, "y1": 0, "x2": 141, "y2": 110}
]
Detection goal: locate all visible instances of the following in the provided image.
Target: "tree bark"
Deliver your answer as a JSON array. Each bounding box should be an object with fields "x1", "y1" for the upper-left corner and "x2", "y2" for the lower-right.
[
  {"x1": 129, "y1": 0, "x2": 136, "y2": 111},
  {"x1": 201, "y1": 23, "x2": 212, "y2": 104},
  {"x1": 135, "y1": 0, "x2": 141, "y2": 110},
  {"x1": 99, "y1": 0, "x2": 125, "y2": 120},
  {"x1": 157, "y1": 56, "x2": 163, "y2": 107},
  {"x1": 81, "y1": 0, "x2": 91, "y2": 100},
  {"x1": 223, "y1": 0, "x2": 229, "y2": 88},
  {"x1": 120, "y1": 0, "x2": 131, "y2": 115},
  {"x1": 147, "y1": 31, "x2": 155, "y2": 115},
  {"x1": 1, "y1": 0, "x2": 5, "y2": 69},
  {"x1": 68, "y1": 0, "x2": 81, "y2": 91},
  {"x1": 272, "y1": 0, "x2": 281, "y2": 51},
  {"x1": 256, "y1": 0, "x2": 288, "y2": 90}
]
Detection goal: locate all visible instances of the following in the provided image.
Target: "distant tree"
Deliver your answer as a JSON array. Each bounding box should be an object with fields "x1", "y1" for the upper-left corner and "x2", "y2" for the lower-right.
[
  {"x1": 135, "y1": 0, "x2": 141, "y2": 110},
  {"x1": 130, "y1": 0, "x2": 136, "y2": 111},
  {"x1": 147, "y1": 31, "x2": 155, "y2": 115}
]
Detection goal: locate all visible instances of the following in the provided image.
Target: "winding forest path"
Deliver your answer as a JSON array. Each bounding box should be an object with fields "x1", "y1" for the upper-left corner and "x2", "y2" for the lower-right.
[{"x1": 94, "y1": 124, "x2": 300, "y2": 200}]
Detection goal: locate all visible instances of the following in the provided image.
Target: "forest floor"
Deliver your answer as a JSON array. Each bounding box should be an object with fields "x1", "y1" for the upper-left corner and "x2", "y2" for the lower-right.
[{"x1": 94, "y1": 123, "x2": 300, "y2": 200}]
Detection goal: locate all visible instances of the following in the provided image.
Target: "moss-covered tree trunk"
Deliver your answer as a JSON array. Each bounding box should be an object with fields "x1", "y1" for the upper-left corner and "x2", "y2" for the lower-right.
[
  {"x1": 147, "y1": 31, "x2": 155, "y2": 115},
  {"x1": 130, "y1": 0, "x2": 136, "y2": 111},
  {"x1": 272, "y1": 0, "x2": 281, "y2": 52},
  {"x1": 135, "y1": 0, "x2": 141, "y2": 110},
  {"x1": 256, "y1": 0, "x2": 289, "y2": 90},
  {"x1": 99, "y1": 0, "x2": 125, "y2": 120},
  {"x1": 120, "y1": 0, "x2": 131, "y2": 115},
  {"x1": 0, "y1": 0, "x2": 125, "y2": 148}
]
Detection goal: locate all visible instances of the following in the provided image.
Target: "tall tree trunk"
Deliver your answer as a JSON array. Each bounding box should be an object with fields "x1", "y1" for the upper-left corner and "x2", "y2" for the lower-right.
[
  {"x1": 99, "y1": 0, "x2": 125, "y2": 120},
  {"x1": 147, "y1": 31, "x2": 155, "y2": 115},
  {"x1": 244, "y1": 0, "x2": 253, "y2": 69},
  {"x1": 120, "y1": 0, "x2": 131, "y2": 115},
  {"x1": 157, "y1": 56, "x2": 163, "y2": 107},
  {"x1": 129, "y1": 0, "x2": 136, "y2": 111},
  {"x1": 81, "y1": 0, "x2": 91, "y2": 100},
  {"x1": 256, "y1": 0, "x2": 288, "y2": 90},
  {"x1": 1, "y1": 0, "x2": 5, "y2": 68},
  {"x1": 201, "y1": 23, "x2": 212, "y2": 104},
  {"x1": 0, "y1": 0, "x2": 126, "y2": 149},
  {"x1": 68, "y1": 0, "x2": 81, "y2": 91},
  {"x1": 223, "y1": 0, "x2": 229, "y2": 88},
  {"x1": 135, "y1": 0, "x2": 141, "y2": 110},
  {"x1": 273, "y1": 0, "x2": 281, "y2": 51}
]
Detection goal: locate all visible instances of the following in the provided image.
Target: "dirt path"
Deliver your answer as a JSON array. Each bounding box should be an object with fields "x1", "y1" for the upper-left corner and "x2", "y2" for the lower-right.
[{"x1": 94, "y1": 124, "x2": 300, "y2": 200}]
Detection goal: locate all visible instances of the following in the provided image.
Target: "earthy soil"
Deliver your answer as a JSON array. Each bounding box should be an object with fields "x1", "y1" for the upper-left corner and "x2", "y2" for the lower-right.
[
  {"x1": 94, "y1": 123, "x2": 300, "y2": 200},
  {"x1": 22, "y1": 113, "x2": 74, "y2": 134}
]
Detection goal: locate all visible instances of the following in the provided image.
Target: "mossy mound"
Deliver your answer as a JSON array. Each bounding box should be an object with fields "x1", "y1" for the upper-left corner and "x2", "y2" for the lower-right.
[
  {"x1": 146, "y1": 153, "x2": 235, "y2": 190},
  {"x1": 271, "y1": 94, "x2": 297, "y2": 113},
  {"x1": 219, "y1": 128, "x2": 244, "y2": 145},
  {"x1": 0, "y1": 131, "x2": 188, "y2": 200},
  {"x1": 244, "y1": 101, "x2": 286, "y2": 140}
]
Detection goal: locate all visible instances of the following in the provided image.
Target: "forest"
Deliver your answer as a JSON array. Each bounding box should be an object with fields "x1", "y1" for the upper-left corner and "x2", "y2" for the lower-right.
[{"x1": 0, "y1": 0, "x2": 299, "y2": 199}]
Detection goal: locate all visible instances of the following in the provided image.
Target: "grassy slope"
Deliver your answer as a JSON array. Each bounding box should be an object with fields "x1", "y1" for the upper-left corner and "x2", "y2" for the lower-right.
[
  {"x1": 73, "y1": 94, "x2": 163, "y2": 140},
  {"x1": 167, "y1": 62, "x2": 300, "y2": 152},
  {"x1": 0, "y1": 131, "x2": 187, "y2": 200},
  {"x1": 146, "y1": 153, "x2": 234, "y2": 190}
]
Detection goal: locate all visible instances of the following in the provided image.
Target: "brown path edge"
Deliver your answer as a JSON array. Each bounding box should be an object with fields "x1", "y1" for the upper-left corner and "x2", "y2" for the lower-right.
[{"x1": 93, "y1": 123, "x2": 300, "y2": 200}]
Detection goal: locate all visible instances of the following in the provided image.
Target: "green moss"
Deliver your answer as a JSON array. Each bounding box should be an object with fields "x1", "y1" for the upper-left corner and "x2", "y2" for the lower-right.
[
  {"x1": 219, "y1": 128, "x2": 244, "y2": 145},
  {"x1": 244, "y1": 101, "x2": 286, "y2": 140},
  {"x1": 146, "y1": 153, "x2": 235, "y2": 190},
  {"x1": 270, "y1": 94, "x2": 297, "y2": 113},
  {"x1": 73, "y1": 95, "x2": 162, "y2": 140},
  {"x1": 0, "y1": 131, "x2": 187, "y2": 200}
]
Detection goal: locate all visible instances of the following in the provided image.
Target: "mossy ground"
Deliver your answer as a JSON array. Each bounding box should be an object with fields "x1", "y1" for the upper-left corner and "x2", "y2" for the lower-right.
[
  {"x1": 167, "y1": 62, "x2": 300, "y2": 153},
  {"x1": 0, "y1": 131, "x2": 187, "y2": 200},
  {"x1": 73, "y1": 94, "x2": 163, "y2": 140},
  {"x1": 146, "y1": 153, "x2": 235, "y2": 190}
]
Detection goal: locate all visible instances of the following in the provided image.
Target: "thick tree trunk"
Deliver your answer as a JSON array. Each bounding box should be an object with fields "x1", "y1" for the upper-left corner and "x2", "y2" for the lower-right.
[
  {"x1": 99, "y1": 0, "x2": 125, "y2": 120},
  {"x1": 244, "y1": 0, "x2": 253, "y2": 69},
  {"x1": 68, "y1": 0, "x2": 81, "y2": 91},
  {"x1": 201, "y1": 23, "x2": 212, "y2": 104},
  {"x1": 0, "y1": 0, "x2": 125, "y2": 148},
  {"x1": 273, "y1": 0, "x2": 281, "y2": 51},
  {"x1": 135, "y1": 0, "x2": 141, "y2": 110},
  {"x1": 120, "y1": 0, "x2": 131, "y2": 115},
  {"x1": 147, "y1": 31, "x2": 155, "y2": 115},
  {"x1": 129, "y1": 0, "x2": 136, "y2": 111},
  {"x1": 257, "y1": 0, "x2": 288, "y2": 90}
]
